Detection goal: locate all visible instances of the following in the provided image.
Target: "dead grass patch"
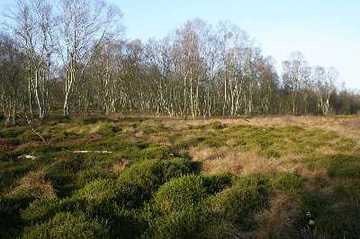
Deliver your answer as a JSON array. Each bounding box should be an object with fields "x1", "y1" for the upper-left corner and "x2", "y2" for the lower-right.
[
  {"x1": 9, "y1": 170, "x2": 56, "y2": 199},
  {"x1": 190, "y1": 146, "x2": 283, "y2": 175},
  {"x1": 112, "y1": 159, "x2": 130, "y2": 175},
  {"x1": 256, "y1": 193, "x2": 301, "y2": 239}
]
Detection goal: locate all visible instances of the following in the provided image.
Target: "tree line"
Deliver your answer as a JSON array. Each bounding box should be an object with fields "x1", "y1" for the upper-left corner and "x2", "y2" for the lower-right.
[{"x1": 1, "y1": 0, "x2": 360, "y2": 125}]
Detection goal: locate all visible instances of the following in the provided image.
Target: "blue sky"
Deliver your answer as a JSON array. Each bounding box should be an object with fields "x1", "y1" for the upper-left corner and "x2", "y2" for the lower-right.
[{"x1": 1, "y1": 0, "x2": 360, "y2": 89}]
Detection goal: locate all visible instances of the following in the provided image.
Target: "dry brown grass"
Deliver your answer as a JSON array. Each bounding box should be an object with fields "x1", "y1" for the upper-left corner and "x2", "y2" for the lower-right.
[
  {"x1": 189, "y1": 144, "x2": 332, "y2": 180},
  {"x1": 158, "y1": 115, "x2": 360, "y2": 141},
  {"x1": 256, "y1": 193, "x2": 301, "y2": 239},
  {"x1": 9, "y1": 170, "x2": 56, "y2": 199},
  {"x1": 230, "y1": 115, "x2": 360, "y2": 142},
  {"x1": 190, "y1": 146, "x2": 286, "y2": 175},
  {"x1": 112, "y1": 159, "x2": 130, "y2": 175},
  {"x1": 148, "y1": 134, "x2": 171, "y2": 145}
]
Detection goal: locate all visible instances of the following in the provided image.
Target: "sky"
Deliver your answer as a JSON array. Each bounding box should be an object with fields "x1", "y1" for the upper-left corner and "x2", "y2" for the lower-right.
[{"x1": 1, "y1": 0, "x2": 359, "y2": 89}]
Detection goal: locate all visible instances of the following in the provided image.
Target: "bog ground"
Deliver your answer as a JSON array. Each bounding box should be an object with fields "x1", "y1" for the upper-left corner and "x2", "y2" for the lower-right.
[{"x1": 1, "y1": 116, "x2": 360, "y2": 238}]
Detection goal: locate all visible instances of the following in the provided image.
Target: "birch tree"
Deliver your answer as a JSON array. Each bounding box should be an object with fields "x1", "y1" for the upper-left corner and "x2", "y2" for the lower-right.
[
  {"x1": 58, "y1": 0, "x2": 121, "y2": 116},
  {"x1": 0, "y1": 34, "x2": 26, "y2": 125},
  {"x1": 6, "y1": 0, "x2": 56, "y2": 119}
]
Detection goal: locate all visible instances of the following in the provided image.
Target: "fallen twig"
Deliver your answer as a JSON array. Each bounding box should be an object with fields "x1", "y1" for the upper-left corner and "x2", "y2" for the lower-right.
[
  {"x1": 24, "y1": 113, "x2": 47, "y2": 144},
  {"x1": 72, "y1": 150, "x2": 113, "y2": 154},
  {"x1": 18, "y1": 154, "x2": 38, "y2": 160}
]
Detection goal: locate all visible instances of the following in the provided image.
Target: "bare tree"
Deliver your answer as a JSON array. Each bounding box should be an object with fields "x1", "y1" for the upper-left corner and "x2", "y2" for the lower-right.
[
  {"x1": 314, "y1": 66, "x2": 337, "y2": 115},
  {"x1": 6, "y1": 0, "x2": 56, "y2": 119},
  {"x1": 0, "y1": 34, "x2": 26, "y2": 125},
  {"x1": 1, "y1": 8, "x2": 358, "y2": 119},
  {"x1": 58, "y1": 0, "x2": 122, "y2": 116}
]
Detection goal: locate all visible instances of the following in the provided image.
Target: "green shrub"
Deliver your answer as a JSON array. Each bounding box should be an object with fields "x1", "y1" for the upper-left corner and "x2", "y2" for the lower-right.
[
  {"x1": 22, "y1": 212, "x2": 107, "y2": 239},
  {"x1": 326, "y1": 154, "x2": 360, "y2": 178},
  {"x1": 73, "y1": 178, "x2": 148, "y2": 238},
  {"x1": 149, "y1": 206, "x2": 210, "y2": 239},
  {"x1": 0, "y1": 127, "x2": 25, "y2": 139},
  {"x1": 147, "y1": 174, "x2": 235, "y2": 238},
  {"x1": 21, "y1": 199, "x2": 62, "y2": 223},
  {"x1": 118, "y1": 158, "x2": 194, "y2": 199},
  {"x1": 202, "y1": 174, "x2": 232, "y2": 194},
  {"x1": 208, "y1": 175, "x2": 270, "y2": 231},
  {"x1": 105, "y1": 207, "x2": 147, "y2": 239},
  {"x1": 97, "y1": 122, "x2": 120, "y2": 136},
  {"x1": 75, "y1": 168, "x2": 111, "y2": 188},
  {"x1": 139, "y1": 144, "x2": 172, "y2": 160},
  {"x1": 300, "y1": 190, "x2": 360, "y2": 239},
  {"x1": 201, "y1": 134, "x2": 227, "y2": 148},
  {"x1": 200, "y1": 217, "x2": 247, "y2": 239},
  {"x1": 0, "y1": 160, "x2": 37, "y2": 192},
  {"x1": 71, "y1": 178, "x2": 144, "y2": 219},
  {"x1": 271, "y1": 172, "x2": 304, "y2": 193},
  {"x1": 45, "y1": 157, "x2": 85, "y2": 197},
  {"x1": 153, "y1": 175, "x2": 207, "y2": 215},
  {"x1": 0, "y1": 196, "x2": 26, "y2": 238}
]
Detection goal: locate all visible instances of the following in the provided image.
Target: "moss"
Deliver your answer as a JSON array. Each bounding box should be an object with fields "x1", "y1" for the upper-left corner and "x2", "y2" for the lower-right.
[
  {"x1": 148, "y1": 174, "x2": 235, "y2": 238},
  {"x1": 201, "y1": 135, "x2": 227, "y2": 148},
  {"x1": 306, "y1": 154, "x2": 360, "y2": 178},
  {"x1": 84, "y1": 136, "x2": 172, "y2": 161}
]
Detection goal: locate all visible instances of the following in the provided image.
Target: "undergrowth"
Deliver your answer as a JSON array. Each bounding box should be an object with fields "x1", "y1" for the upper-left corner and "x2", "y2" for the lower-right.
[{"x1": 0, "y1": 116, "x2": 359, "y2": 238}]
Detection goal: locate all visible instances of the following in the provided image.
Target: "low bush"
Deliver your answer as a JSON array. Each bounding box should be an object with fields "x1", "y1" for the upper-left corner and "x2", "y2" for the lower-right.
[
  {"x1": 326, "y1": 154, "x2": 360, "y2": 178},
  {"x1": 8, "y1": 170, "x2": 56, "y2": 202},
  {"x1": 73, "y1": 178, "x2": 148, "y2": 238},
  {"x1": 149, "y1": 205, "x2": 210, "y2": 239},
  {"x1": 208, "y1": 175, "x2": 270, "y2": 231},
  {"x1": 44, "y1": 157, "x2": 85, "y2": 197},
  {"x1": 0, "y1": 160, "x2": 37, "y2": 192},
  {"x1": 0, "y1": 196, "x2": 26, "y2": 238},
  {"x1": 22, "y1": 212, "x2": 107, "y2": 239},
  {"x1": 105, "y1": 207, "x2": 147, "y2": 239},
  {"x1": 153, "y1": 175, "x2": 207, "y2": 214},
  {"x1": 74, "y1": 178, "x2": 145, "y2": 213},
  {"x1": 271, "y1": 172, "x2": 304, "y2": 193},
  {"x1": 139, "y1": 144, "x2": 172, "y2": 160},
  {"x1": 75, "y1": 168, "x2": 112, "y2": 188},
  {"x1": 21, "y1": 198, "x2": 62, "y2": 223},
  {"x1": 299, "y1": 190, "x2": 360, "y2": 239},
  {"x1": 202, "y1": 174, "x2": 232, "y2": 194},
  {"x1": 118, "y1": 158, "x2": 195, "y2": 199}
]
